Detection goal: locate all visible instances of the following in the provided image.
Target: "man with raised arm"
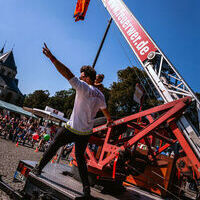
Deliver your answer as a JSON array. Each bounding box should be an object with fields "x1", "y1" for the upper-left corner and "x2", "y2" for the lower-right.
[{"x1": 32, "y1": 43, "x2": 112, "y2": 199}]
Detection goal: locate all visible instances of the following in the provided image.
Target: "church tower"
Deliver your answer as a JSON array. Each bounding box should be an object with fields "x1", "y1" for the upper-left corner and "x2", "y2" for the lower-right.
[{"x1": 0, "y1": 46, "x2": 24, "y2": 105}]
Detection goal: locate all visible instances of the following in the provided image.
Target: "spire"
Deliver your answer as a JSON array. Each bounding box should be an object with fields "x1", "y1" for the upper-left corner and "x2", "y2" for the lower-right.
[
  {"x1": 11, "y1": 43, "x2": 15, "y2": 51},
  {"x1": 0, "y1": 46, "x2": 4, "y2": 55},
  {"x1": 0, "y1": 41, "x2": 7, "y2": 55},
  {"x1": 0, "y1": 51, "x2": 17, "y2": 70}
]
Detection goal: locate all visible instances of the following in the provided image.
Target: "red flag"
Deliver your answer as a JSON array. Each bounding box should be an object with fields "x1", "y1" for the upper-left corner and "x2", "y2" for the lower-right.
[{"x1": 74, "y1": 0, "x2": 90, "y2": 22}]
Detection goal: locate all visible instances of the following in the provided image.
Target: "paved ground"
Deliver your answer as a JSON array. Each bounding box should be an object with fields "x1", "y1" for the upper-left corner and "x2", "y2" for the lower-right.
[
  {"x1": 0, "y1": 137, "x2": 43, "y2": 200},
  {"x1": 0, "y1": 137, "x2": 164, "y2": 200}
]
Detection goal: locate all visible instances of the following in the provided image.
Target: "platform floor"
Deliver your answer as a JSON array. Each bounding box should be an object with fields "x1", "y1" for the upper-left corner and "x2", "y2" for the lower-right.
[{"x1": 24, "y1": 160, "x2": 164, "y2": 200}]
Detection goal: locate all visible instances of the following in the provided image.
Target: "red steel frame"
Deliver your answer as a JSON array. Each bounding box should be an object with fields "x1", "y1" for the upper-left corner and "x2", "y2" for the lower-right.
[{"x1": 71, "y1": 97, "x2": 200, "y2": 180}]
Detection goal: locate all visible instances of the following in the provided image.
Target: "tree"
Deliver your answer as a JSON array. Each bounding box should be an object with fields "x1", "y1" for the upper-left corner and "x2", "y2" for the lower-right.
[
  {"x1": 23, "y1": 90, "x2": 50, "y2": 109},
  {"x1": 48, "y1": 89, "x2": 75, "y2": 118},
  {"x1": 23, "y1": 67, "x2": 165, "y2": 119},
  {"x1": 108, "y1": 66, "x2": 160, "y2": 117}
]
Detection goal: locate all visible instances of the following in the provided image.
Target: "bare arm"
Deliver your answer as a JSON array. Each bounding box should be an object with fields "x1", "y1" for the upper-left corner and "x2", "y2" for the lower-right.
[
  {"x1": 43, "y1": 43, "x2": 74, "y2": 80},
  {"x1": 101, "y1": 108, "x2": 113, "y2": 127}
]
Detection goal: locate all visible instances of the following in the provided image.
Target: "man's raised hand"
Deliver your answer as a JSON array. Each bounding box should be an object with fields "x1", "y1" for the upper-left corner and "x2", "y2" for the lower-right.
[
  {"x1": 43, "y1": 43, "x2": 56, "y2": 63},
  {"x1": 43, "y1": 43, "x2": 51, "y2": 58}
]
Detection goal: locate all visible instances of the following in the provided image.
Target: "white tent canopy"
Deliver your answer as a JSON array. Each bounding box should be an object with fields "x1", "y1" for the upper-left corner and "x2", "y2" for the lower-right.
[
  {"x1": 33, "y1": 108, "x2": 68, "y2": 123},
  {"x1": 0, "y1": 99, "x2": 37, "y2": 118}
]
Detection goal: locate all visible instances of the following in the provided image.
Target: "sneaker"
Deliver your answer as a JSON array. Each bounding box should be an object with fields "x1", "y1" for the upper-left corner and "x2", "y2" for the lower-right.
[
  {"x1": 32, "y1": 164, "x2": 42, "y2": 176},
  {"x1": 83, "y1": 186, "x2": 90, "y2": 195},
  {"x1": 75, "y1": 186, "x2": 92, "y2": 200}
]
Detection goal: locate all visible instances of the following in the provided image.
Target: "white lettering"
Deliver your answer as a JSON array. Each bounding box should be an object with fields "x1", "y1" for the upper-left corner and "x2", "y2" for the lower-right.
[
  {"x1": 136, "y1": 41, "x2": 149, "y2": 50},
  {"x1": 140, "y1": 46, "x2": 149, "y2": 55},
  {"x1": 132, "y1": 36, "x2": 141, "y2": 43},
  {"x1": 108, "y1": 0, "x2": 152, "y2": 60},
  {"x1": 130, "y1": 32, "x2": 139, "y2": 40},
  {"x1": 115, "y1": 10, "x2": 121, "y2": 17},
  {"x1": 108, "y1": 0, "x2": 115, "y2": 8},
  {"x1": 127, "y1": 27, "x2": 136, "y2": 36},
  {"x1": 118, "y1": 12, "x2": 125, "y2": 21},
  {"x1": 120, "y1": 16, "x2": 127, "y2": 24},
  {"x1": 124, "y1": 23, "x2": 133, "y2": 31},
  {"x1": 122, "y1": 20, "x2": 130, "y2": 29},
  {"x1": 113, "y1": 6, "x2": 120, "y2": 15}
]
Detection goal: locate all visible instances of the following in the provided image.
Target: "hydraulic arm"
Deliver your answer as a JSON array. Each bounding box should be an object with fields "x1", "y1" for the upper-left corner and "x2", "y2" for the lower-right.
[{"x1": 101, "y1": 0, "x2": 200, "y2": 162}]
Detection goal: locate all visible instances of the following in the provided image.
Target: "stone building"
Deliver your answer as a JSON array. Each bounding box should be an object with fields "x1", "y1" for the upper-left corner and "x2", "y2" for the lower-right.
[{"x1": 0, "y1": 47, "x2": 24, "y2": 105}]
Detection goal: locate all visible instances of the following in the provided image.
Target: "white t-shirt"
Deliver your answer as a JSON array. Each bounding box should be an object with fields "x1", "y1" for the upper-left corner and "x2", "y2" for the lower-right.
[{"x1": 65, "y1": 77, "x2": 106, "y2": 135}]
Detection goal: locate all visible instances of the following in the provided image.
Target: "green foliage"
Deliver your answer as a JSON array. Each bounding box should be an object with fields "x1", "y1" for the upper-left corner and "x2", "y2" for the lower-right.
[
  {"x1": 23, "y1": 89, "x2": 75, "y2": 118},
  {"x1": 48, "y1": 89, "x2": 75, "y2": 118},
  {"x1": 23, "y1": 90, "x2": 50, "y2": 109},
  {"x1": 26, "y1": 67, "x2": 196, "y2": 119},
  {"x1": 95, "y1": 87, "x2": 111, "y2": 118},
  {"x1": 108, "y1": 66, "x2": 160, "y2": 117}
]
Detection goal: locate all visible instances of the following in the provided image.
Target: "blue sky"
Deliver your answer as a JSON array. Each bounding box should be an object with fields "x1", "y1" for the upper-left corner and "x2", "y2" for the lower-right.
[{"x1": 0, "y1": 0, "x2": 199, "y2": 96}]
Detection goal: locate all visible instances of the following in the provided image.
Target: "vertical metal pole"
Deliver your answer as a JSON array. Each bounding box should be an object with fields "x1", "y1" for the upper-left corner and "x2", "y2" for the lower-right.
[{"x1": 92, "y1": 18, "x2": 112, "y2": 68}]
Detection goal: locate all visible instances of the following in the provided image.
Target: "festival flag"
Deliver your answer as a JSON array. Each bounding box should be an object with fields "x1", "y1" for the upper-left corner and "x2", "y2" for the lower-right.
[{"x1": 74, "y1": 0, "x2": 90, "y2": 22}]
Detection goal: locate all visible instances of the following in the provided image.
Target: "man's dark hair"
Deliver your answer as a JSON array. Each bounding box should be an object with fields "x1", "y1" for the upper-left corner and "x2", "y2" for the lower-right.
[
  {"x1": 80, "y1": 65, "x2": 96, "y2": 84},
  {"x1": 98, "y1": 74, "x2": 104, "y2": 81}
]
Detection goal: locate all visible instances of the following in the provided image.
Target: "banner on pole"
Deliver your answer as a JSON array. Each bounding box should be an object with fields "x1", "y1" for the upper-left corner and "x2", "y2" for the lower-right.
[{"x1": 102, "y1": 0, "x2": 157, "y2": 62}]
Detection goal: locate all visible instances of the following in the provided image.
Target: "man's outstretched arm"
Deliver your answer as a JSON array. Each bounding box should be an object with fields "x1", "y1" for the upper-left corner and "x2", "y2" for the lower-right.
[
  {"x1": 43, "y1": 43, "x2": 74, "y2": 81},
  {"x1": 101, "y1": 108, "x2": 113, "y2": 127}
]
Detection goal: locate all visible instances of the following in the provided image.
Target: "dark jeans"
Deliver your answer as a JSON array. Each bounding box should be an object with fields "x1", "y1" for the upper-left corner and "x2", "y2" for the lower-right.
[{"x1": 37, "y1": 127, "x2": 91, "y2": 189}]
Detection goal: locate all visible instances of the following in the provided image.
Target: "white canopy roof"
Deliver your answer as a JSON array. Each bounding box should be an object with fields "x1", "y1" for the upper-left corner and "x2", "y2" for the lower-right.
[{"x1": 33, "y1": 108, "x2": 68, "y2": 123}]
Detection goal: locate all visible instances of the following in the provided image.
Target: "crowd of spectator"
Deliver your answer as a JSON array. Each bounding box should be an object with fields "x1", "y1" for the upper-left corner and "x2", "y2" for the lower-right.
[{"x1": 0, "y1": 112, "x2": 58, "y2": 152}]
